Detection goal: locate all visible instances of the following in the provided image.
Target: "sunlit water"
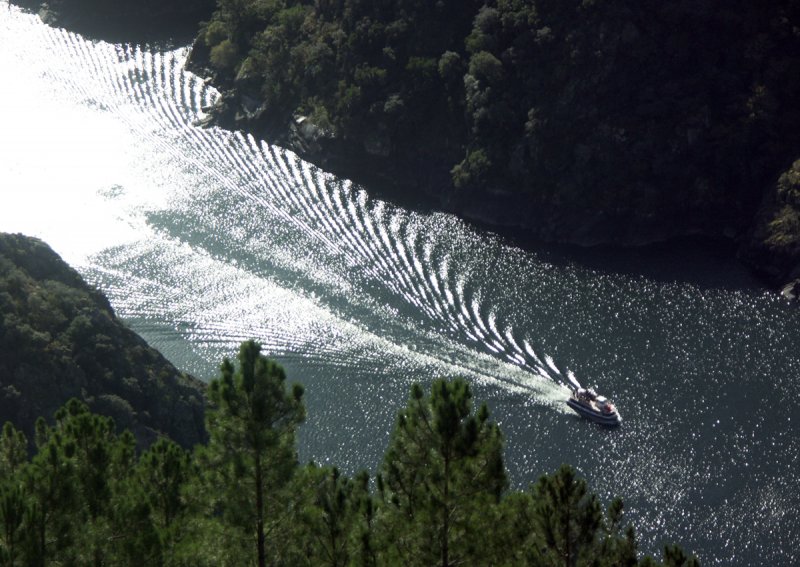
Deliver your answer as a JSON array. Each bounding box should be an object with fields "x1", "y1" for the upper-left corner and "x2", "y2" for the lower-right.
[{"x1": 2, "y1": 8, "x2": 799, "y2": 565}]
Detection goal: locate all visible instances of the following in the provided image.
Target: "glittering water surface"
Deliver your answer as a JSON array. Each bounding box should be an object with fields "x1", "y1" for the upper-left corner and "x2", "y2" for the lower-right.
[{"x1": 1, "y1": 9, "x2": 799, "y2": 565}]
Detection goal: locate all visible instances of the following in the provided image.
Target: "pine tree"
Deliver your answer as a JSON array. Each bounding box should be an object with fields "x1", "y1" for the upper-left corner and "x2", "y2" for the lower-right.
[
  {"x1": 23, "y1": 417, "x2": 79, "y2": 566},
  {"x1": 0, "y1": 423, "x2": 27, "y2": 479},
  {"x1": 596, "y1": 498, "x2": 639, "y2": 567},
  {"x1": 296, "y1": 465, "x2": 376, "y2": 567},
  {"x1": 198, "y1": 340, "x2": 305, "y2": 567},
  {"x1": 135, "y1": 437, "x2": 192, "y2": 543},
  {"x1": 104, "y1": 430, "x2": 161, "y2": 567},
  {"x1": 0, "y1": 422, "x2": 28, "y2": 566},
  {"x1": 501, "y1": 464, "x2": 641, "y2": 567},
  {"x1": 661, "y1": 544, "x2": 700, "y2": 567},
  {"x1": 23, "y1": 400, "x2": 146, "y2": 566},
  {"x1": 531, "y1": 464, "x2": 603, "y2": 567},
  {"x1": 377, "y1": 378, "x2": 506, "y2": 567},
  {"x1": 53, "y1": 400, "x2": 117, "y2": 566},
  {"x1": 0, "y1": 484, "x2": 27, "y2": 566}
]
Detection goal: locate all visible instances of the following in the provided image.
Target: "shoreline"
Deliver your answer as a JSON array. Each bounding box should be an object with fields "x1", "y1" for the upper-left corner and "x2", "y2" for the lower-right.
[{"x1": 12, "y1": 1, "x2": 800, "y2": 297}]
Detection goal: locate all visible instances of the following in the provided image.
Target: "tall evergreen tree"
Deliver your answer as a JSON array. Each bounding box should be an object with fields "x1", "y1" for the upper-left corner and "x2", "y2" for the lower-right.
[
  {"x1": 198, "y1": 340, "x2": 305, "y2": 567},
  {"x1": 0, "y1": 423, "x2": 29, "y2": 566},
  {"x1": 0, "y1": 423, "x2": 26, "y2": 480},
  {"x1": 377, "y1": 378, "x2": 506, "y2": 566},
  {"x1": 503, "y1": 464, "x2": 640, "y2": 567},
  {"x1": 532, "y1": 464, "x2": 604, "y2": 567},
  {"x1": 0, "y1": 484, "x2": 27, "y2": 566},
  {"x1": 296, "y1": 465, "x2": 376, "y2": 567},
  {"x1": 53, "y1": 400, "x2": 118, "y2": 566},
  {"x1": 135, "y1": 437, "x2": 192, "y2": 548},
  {"x1": 661, "y1": 544, "x2": 701, "y2": 567},
  {"x1": 23, "y1": 417, "x2": 79, "y2": 566}
]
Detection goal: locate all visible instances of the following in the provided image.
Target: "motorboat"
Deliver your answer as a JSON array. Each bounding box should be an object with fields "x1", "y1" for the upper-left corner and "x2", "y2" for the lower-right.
[{"x1": 566, "y1": 387, "x2": 622, "y2": 426}]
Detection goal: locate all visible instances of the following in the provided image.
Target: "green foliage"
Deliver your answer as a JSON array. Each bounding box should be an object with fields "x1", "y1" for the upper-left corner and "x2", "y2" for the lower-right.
[
  {"x1": 766, "y1": 205, "x2": 800, "y2": 247},
  {"x1": 437, "y1": 50, "x2": 462, "y2": 84},
  {"x1": 293, "y1": 465, "x2": 376, "y2": 566},
  {"x1": 0, "y1": 484, "x2": 27, "y2": 566},
  {"x1": 210, "y1": 39, "x2": 239, "y2": 71},
  {"x1": 0, "y1": 232, "x2": 206, "y2": 453},
  {"x1": 777, "y1": 160, "x2": 800, "y2": 207},
  {"x1": 741, "y1": 157, "x2": 800, "y2": 281},
  {"x1": 0, "y1": 345, "x2": 699, "y2": 566},
  {"x1": 198, "y1": 340, "x2": 305, "y2": 567},
  {"x1": 204, "y1": 19, "x2": 230, "y2": 46},
  {"x1": 377, "y1": 378, "x2": 506, "y2": 566},
  {"x1": 451, "y1": 148, "x2": 491, "y2": 188},
  {"x1": 132, "y1": 438, "x2": 193, "y2": 564},
  {"x1": 767, "y1": 159, "x2": 800, "y2": 250},
  {"x1": 468, "y1": 50, "x2": 503, "y2": 84},
  {"x1": 0, "y1": 423, "x2": 27, "y2": 479},
  {"x1": 532, "y1": 464, "x2": 603, "y2": 565},
  {"x1": 137, "y1": 438, "x2": 191, "y2": 531}
]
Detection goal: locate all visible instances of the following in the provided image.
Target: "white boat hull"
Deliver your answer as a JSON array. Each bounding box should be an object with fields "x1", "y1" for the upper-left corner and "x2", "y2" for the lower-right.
[{"x1": 566, "y1": 398, "x2": 622, "y2": 426}]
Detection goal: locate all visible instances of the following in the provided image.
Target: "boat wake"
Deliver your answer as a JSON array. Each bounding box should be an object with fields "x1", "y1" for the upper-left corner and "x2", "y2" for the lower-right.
[{"x1": 0, "y1": 7, "x2": 572, "y2": 406}]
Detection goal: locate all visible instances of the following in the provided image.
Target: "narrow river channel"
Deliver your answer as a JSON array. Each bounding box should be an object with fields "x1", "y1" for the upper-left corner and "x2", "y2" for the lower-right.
[{"x1": 1, "y1": 8, "x2": 798, "y2": 565}]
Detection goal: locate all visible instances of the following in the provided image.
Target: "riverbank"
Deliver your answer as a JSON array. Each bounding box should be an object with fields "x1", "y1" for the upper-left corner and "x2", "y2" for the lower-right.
[
  {"x1": 13, "y1": 0, "x2": 800, "y2": 295},
  {"x1": 196, "y1": 87, "x2": 800, "y2": 297},
  {"x1": 184, "y1": 0, "x2": 800, "y2": 294}
]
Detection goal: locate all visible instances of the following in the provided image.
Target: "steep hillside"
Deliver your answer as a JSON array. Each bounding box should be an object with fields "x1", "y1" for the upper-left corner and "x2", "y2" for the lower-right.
[
  {"x1": 187, "y1": 0, "x2": 800, "y2": 288},
  {"x1": 0, "y1": 233, "x2": 206, "y2": 448}
]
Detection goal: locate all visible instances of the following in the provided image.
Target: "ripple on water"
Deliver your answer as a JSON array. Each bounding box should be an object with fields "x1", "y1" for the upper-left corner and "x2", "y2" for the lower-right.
[{"x1": 2, "y1": 8, "x2": 800, "y2": 565}]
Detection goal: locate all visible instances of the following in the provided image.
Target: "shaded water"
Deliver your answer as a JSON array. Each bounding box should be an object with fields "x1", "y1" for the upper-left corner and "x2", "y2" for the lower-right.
[{"x1": 2, "y1": 9, "x2": 799, "y2": 565}]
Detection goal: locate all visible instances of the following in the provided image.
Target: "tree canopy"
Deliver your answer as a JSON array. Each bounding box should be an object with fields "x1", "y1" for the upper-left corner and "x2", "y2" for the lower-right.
[
  {"x1": 0, "y1": 348, "x2": 700, "y2": 565},
  {"x1": 0, "y1": 233, "x2": 206, "y2": 451}
]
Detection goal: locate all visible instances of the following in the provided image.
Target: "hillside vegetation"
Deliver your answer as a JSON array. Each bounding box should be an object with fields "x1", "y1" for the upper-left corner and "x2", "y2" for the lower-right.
[
  {"x1": 0, "y1": 342, "x2": 700, "y2": 566},
  {"x1": 0, "y1": 233, "x2": 206, "y2": 449},
  {"x1": 189, "y1": 0, "x2": 800, "y2": 285}
]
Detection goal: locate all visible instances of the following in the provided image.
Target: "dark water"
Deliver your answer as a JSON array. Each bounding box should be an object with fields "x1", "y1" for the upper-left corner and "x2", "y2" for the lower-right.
[{"x1": 2, "y1": 9, "x2": 798, "y2": 565}]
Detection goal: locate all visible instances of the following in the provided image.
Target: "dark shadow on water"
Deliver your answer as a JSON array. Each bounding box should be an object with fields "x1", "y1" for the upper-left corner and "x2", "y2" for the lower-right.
[
  {"x1": 351, "y1": 174, "x2": 765, "y2": 294},
  {"x1": 312, "y1": 154, "x2": 766, "y2": 295},
  {"x1": 56, "y1": 17, "x2": 201, "y2": 48},
  {"x1": 504, "y1": 229, "x2": 764, "y2": 294},
  {"x1": 10, "y1": 3, "x2": 207, "y2": 48}
]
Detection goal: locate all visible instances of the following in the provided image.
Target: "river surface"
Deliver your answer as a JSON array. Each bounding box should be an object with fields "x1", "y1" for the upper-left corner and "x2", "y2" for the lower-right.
[{"x1": 2, "y1": 8, "x2": 799, "y2": 565}]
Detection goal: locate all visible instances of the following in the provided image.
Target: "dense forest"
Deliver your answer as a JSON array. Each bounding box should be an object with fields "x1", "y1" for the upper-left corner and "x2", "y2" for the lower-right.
[
  {"x1": 0, "y1": 233, "x2": 206, "y2": 449},
  {"x1": 185, "y1": 0, "x2": 800, "y2": 287},
  {"x1": 0, "y1": 340, "x2": 699, "y2": 566}
]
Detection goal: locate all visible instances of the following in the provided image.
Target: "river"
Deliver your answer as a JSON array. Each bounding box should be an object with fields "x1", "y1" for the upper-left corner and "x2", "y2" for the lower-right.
[{"x1": 1, "y1": 8, "x2": 798, "y2": 565}]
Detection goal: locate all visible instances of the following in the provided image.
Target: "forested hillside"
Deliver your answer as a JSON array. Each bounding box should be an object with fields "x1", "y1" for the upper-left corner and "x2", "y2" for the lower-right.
[
  {"x1": 0, "y1": 341, "x2": 700, "y2": 566},
  {"x1": 0, "y1": 233, "x2": 206, "y2": 449},
  {"x1": 188, "y1": 0, "x2": 800, "y2": 286}
]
